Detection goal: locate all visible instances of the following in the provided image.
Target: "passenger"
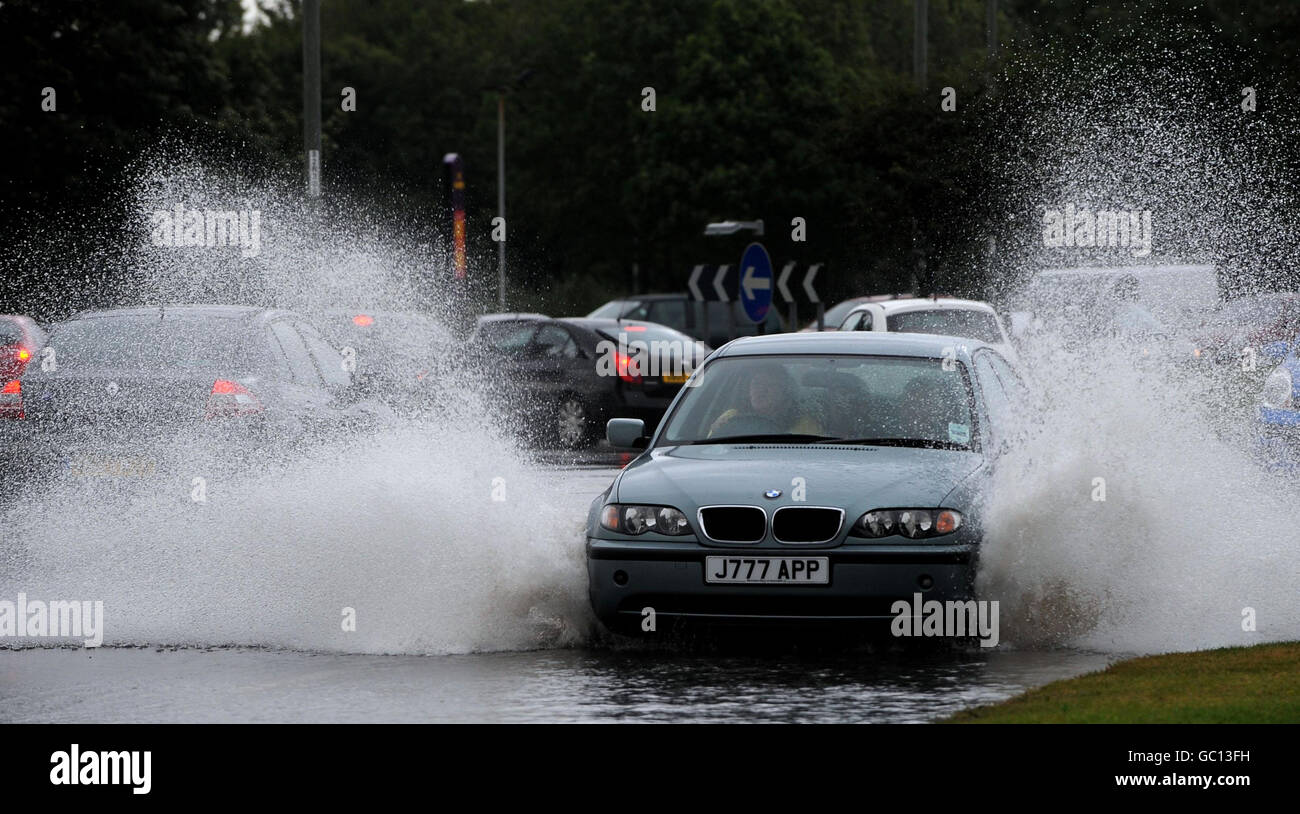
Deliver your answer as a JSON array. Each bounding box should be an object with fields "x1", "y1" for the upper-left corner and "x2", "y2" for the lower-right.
[
  {"x1": 898, "y1": 377, "x2": 946, "y2": 440},
  {"x1": 708, "y1": 366, "x2": 823, "y2": 437}
]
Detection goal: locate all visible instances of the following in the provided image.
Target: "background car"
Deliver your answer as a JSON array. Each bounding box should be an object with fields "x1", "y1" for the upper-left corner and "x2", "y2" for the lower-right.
[
  {"x1": 1255, "y1": 335, "x2": 1300, "y2": 472},
  {"x1": 587, "y1": 331, "x2": 1030, "y2": 633},
  {"x1": 1, "y1": 305, "x2": 386, "y2": 493},
  {"x1": 316, "y1": 309, "x2": 455, "y2": 416},
  {"x1": 1191, "y1": 292, "x2": 1300, "y2": 365},
  {"x1": 801, "y1": 293, "x2": 915, "y2": 332},
  {"x1": 0, "y1": 314, "x2": 47, "y2": 381},
  {"x1": 587, "y1": 293, "x2": 784, "y2": 347},
  {"x1": 468, "y1": 313, "x2": 709, "y2": 448},
  {"x1": 837, "y1": 297, "x2": 1018, "y2": 362}
]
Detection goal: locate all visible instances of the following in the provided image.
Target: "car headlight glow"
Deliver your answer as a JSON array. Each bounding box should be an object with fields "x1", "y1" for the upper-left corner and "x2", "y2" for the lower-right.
[
  {"x1": 852, "y1": 508, "x2": 962, "y2": 539},
  {"x1": 600, "y1": 504, "x2": 692, "y2": 536},
  {"x1": 1261, "y1": 367, "x2": 1294, "y2": 410}
]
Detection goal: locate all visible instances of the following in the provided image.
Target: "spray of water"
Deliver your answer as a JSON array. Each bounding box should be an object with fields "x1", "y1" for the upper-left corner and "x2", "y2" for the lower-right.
[
  {"x1": 976, "y1": 45, "x2": 1300, "y2": 653},
  {"x1": 1, "y1": 149, "x2": 597, "y2": 655}
]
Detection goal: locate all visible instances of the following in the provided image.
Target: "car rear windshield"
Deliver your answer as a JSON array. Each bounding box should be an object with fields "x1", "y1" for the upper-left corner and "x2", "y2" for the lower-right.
[
  {"x1": 887, "y1": 309, "x2": 1003, "y2": 344},
  {"x1": 44, "y1": 314, "x2": 254, "y2": 372},
  {"x1": 658, "y1": 354, "x2": 976, "y2": 448}
]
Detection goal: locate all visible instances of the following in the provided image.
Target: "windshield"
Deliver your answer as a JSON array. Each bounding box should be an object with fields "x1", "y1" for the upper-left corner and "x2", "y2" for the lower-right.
[
  {"x1": 818, "y1": 299, "x2": 864, "y2": 328},
  {"x1": 658, "y1": 354, "x2": 977, "y2": 449},
  {"x1": 45, "y1": 315, "x2": 253, "y2": 372},
  {"x1": 586, "y1": 301, "x2": 629, "y2": 319},
  {"x1": 887, "y1": 309, "x2": 1003, "y2": 344}
]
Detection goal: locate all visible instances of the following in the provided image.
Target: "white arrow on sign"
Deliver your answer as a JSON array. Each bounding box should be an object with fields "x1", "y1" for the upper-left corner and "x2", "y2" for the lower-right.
[
  {"x1": 803, "y1": 264, "x2": 822, "y2": 303},
  {"x1": 712, "y1": 264, "x2": 731, "y2": 302},
  {"x1": 688, "y1": 264, "x2": 706, "y2": 301},
  {"x1": 777, "y1": 262, "x2": 796, "y2": 303},
  {"x1": 742, "y1": 266, "x2": 770, "y2": 300}
]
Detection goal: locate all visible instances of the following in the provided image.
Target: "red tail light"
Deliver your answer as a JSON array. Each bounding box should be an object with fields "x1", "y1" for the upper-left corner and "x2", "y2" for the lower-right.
[
  {"x1": 205, "y1": 379, "x2": 263, "y2": 419},
  {"x1": 0, "y1": 380, "x2": 23, "y2": 420},
  {"x1": 615, "y1": 353, "x2": 642, "y2": 384}
]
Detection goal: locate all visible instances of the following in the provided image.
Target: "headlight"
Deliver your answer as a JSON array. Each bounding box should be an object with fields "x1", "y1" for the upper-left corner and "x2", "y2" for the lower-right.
[
  {"x1": 600, "y1": 504, "x2": 692, "y2": 536},
  {"x1": 851, "y1": 508, "x2": 962, "y2": 539},
  {"x1": 1261, "y1": 368, "x2": 1294, "y2": 410}
]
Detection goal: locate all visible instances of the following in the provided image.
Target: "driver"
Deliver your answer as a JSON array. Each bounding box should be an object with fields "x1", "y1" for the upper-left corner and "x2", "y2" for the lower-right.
[{"x1": 707, "y1": 366, "x2": 823, "y2": 437}]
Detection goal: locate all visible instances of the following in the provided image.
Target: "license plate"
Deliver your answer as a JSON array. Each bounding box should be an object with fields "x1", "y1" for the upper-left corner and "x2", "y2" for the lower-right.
[
  {"x1": 705, "y1": 556, "x2": 829, "y2": 585},
  {"x1": 64, "y1": 454, "x2": 158, "y2": 479},
  {"x1": 662, "y1": 373, "x2": 690, "y2": 384}
]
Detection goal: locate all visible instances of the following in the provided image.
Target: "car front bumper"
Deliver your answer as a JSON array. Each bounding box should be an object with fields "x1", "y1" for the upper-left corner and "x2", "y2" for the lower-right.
[{"x1": 587, "y1": 538, "x2": 977, "y2": 628}]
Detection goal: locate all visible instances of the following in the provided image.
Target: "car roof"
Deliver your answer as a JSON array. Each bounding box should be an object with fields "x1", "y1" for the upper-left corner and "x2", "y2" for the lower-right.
[
  {"x1": 562, "y1": 316, "x2": 684, "y2": 333},
  {"x1": 66, "y1": 305, "x2": 297, "y2": 324},
  {"x1": 715, "y1": 330, "x2": 995, "y2": 361},
  {"x1": 847, "y1": 297, "x2": 996, "y2": 315},
  {"x1": 475, "y1": 312, "x2": 550, "y2": 323}
]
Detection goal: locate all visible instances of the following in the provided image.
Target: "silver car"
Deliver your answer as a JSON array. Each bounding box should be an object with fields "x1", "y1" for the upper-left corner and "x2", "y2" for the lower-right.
[{"x1": 585, "y1": 331, "x2": 1029, "y2": 632}]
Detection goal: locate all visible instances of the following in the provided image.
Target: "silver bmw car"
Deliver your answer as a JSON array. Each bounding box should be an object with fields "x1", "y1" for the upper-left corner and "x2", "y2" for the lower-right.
[{"x1": 585, "y1": 331, "x2": 1029, "y2": 632}]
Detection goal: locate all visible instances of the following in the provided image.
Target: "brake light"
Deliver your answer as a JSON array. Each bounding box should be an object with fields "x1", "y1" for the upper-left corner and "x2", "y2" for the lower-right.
[
  {"x1": 17, "y1": 348, "x2": 30, "y2": 362},
  {"x1": 615, "y1": 353, "x2": 642, "y2": 384},
  {"x1": 205, "y1": 379, "x2": 263, "y2": 419},
  {"x1": 352, "y1": 314, "x2": 374, "y2": 327},
  {"x1": 0, "y1": 380, "x2": 23, "y2": 420}
]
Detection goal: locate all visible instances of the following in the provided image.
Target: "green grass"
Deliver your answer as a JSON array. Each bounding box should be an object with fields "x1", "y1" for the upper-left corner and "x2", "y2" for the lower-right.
[{"x1": 946, "y1": 642, "x2": 1300, "y2": 723}]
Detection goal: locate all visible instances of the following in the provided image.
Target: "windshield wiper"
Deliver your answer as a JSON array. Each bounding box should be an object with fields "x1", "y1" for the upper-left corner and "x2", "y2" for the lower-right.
[
  {"x1": 687, "y1": 433, "x2": 838, "y2": 445},
  {"x1": 813, "y1": 437, "x2": 969, "y2": 450}
]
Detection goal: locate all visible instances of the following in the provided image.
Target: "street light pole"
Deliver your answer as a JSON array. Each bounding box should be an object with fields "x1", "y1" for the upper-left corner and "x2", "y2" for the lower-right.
[
  {"x1": 913, "y1": 0, "x2": 927, "y2": 92},
  {"x1": 497, "y1": 93, "x2": 506, "y2": 309},
  {"x1": 302, "y1": 0, "x2": 321, "y2": 199}
]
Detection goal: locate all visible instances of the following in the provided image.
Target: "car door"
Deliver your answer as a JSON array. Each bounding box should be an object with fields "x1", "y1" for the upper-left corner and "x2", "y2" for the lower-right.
[{"x1": 521, "y1": 323, "x2": 592, "y2": 405}]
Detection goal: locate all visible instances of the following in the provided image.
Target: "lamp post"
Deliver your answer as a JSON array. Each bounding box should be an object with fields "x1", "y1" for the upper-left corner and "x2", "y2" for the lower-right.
[{"x1": 493, "y1": 68, "x2": 535, "y2": 310}]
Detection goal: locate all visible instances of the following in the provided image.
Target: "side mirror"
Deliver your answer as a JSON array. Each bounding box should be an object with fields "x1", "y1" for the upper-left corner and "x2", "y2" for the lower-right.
[
  {"x1": 607, "y1": 418, "x2": 648, "y2": 449},
  {"x1": 1262, "y1": 340, "x2": 1291, "y2": 363}
]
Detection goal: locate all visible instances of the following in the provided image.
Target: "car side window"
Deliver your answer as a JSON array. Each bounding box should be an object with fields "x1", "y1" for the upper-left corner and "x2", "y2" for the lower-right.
[
  {"x1": 296, "y1": 322, "x2": 354, "y2": 390},
  {"x1": 840, "y1": 312, "x2": 861, "y2": 331},
  {"x1": 984, "y1": 351, "x2": 1030, "y2": 404},
  {"x1": 973, "y1": 352, "x2": 1012, "y2": 437},
  {"x1": 270, "y1": 322, "x2": 322, "y2": 386},
  {"x1": 483, "y1": 322, "x2": 538, "y2": 354},
  {"x1": 534, "y1": 324, "x2": 579, "y2": 359}
]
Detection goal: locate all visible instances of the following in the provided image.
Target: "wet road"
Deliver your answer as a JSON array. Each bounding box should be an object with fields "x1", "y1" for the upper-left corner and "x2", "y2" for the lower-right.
[{"x1": 0, "y1": 645, "x2": 1113, "y2": 723}]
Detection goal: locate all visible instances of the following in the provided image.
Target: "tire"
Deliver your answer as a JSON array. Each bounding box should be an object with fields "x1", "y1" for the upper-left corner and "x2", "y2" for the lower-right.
[{"x1": 554, "y1": 395, "x2": 594, "y2": 449}]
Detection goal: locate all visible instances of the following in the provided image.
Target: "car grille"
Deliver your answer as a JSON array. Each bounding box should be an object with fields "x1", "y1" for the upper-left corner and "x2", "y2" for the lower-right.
[
  {"x1": 698, "y1": 506, "x2": 767, "y2": 543},
  {"x1": 772, "y1": 507, "x2": 844, "y2": 544}
]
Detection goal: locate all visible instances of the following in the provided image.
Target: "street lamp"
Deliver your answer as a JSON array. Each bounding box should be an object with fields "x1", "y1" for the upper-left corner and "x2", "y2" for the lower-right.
[
  {"x1": 492, "y1": 68, "x2": 536, "y2": 310},
  {"x1": 703, "y1": 219, "x2": 764, "y2": 237}
]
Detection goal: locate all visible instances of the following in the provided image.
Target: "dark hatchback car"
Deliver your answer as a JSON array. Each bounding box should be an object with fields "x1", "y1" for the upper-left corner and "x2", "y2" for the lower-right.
[
  {"x1": 1, "y1": 305, "x2": 388, "y2": 494},
  {"x1": 468, "y1": 314, "x2": 709, "y2": 448}
]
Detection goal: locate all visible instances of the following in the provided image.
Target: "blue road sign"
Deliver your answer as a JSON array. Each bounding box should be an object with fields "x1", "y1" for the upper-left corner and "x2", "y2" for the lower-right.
[{"x1": 738, "y1": 243, "x2": 773, "y2": 323}]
